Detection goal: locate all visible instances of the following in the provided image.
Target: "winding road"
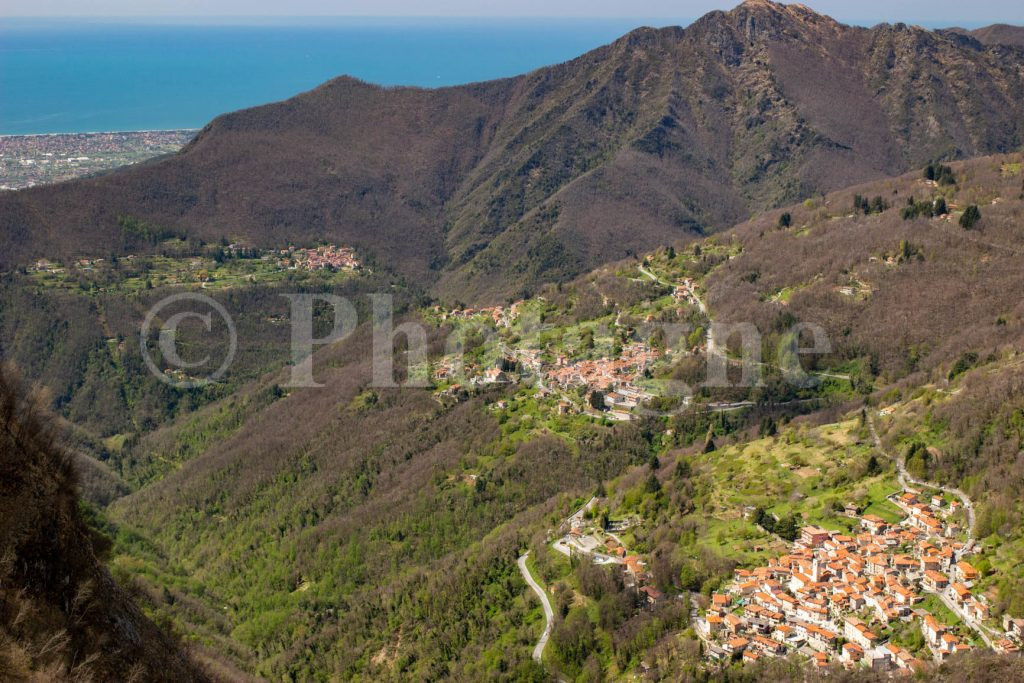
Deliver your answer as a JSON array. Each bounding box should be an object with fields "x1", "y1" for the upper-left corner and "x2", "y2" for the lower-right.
[
  {"x1": 867, "y1": 413, "x2": 976, "y2": 541},
  {"x1": 517, "y1": 551, "x2": 554, "y2": 662},
  {"x1": 867, "y1": 412, "x2": 1001, "y2": 649}
]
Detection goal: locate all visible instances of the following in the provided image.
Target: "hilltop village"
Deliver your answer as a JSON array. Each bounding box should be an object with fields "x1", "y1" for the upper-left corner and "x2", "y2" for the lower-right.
[
  {"x1": 695, "y1": 489, "x2": 1024, "y2": 671},
  {"x1": 276, "y1": 244, "x2": 360, "y2": 271},
  {"x1": 432, "y1": 310, "x2": 666, "y2": 421},
  {"x1": 20, "y1": 242, "x2": 361, "y2": 292},
  {"x1": 430, "y1": 275, "x2": 706, "y2": 421}
]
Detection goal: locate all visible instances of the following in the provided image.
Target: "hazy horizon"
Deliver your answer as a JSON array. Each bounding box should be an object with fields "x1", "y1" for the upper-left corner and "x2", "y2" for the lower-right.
[
  {"x1": 0, "y1": 13, "x2": 1013, "y2": 32},
  {"x1": 1, "y1": 1, "x2": 1021, "y2": 28}
]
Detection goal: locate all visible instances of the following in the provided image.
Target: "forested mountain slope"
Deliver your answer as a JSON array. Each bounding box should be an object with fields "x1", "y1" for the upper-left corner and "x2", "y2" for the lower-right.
[
  {"x1": 2, "y1": 1, "x2": 1023, "y2": 302},
  {"x1": 706, "y1": 152, "x2": 1024, "y2": 378},
  {"x1": 0, "y1": 367, "x2": 206, "y2": 681},
  {"x1": 75, "y1": 152, "x2": 1024, "y2": 680},
  {"x1": 4, "y1": 3, "x2": 1024, "y2": 679},
  {"x1": 102, "y1": 322, "x2": 663, "y2": 679}
]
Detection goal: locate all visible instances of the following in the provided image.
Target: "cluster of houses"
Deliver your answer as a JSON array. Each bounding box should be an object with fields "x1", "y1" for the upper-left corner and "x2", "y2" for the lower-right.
[
  {"x1": 554, "y1": 512, "x2": 666, "y2": 608},
  {"x1": 886, "y1": 489, "x2": 963, "y2": 540},
  {"x1": 697, "y1": 489, "x2": 1023, "y2": 671},
  {"x1": 598, "y1": 384, "x2": 658, "y2": 421},
  {"x1": 545, "y1": 342, "x2": 660, "y2": 421},
  {"x1": 438, "y1": 301, "x2": 523, "y2": 328},
  {"x1": 430, "y1": 339, "x2": 662, "y2": 421},
  {"x1": 673, "y1": 277, "x2": 704, "y2": 312},
  {"x1": 432, "y1": 353, "x2": 519, "y2": 388},
  {"x1": 30, "y1": 255, "x2": 142, "y2": 275},
  {"x1": 427, "y1": 269, "x2": 710, "y2": 420},
  {"x1": 29, "y1": 258, "x2": 65, "y2": 274},
  {"x1": 280, "y1": 244, "x2": 359, "y2": 271}
]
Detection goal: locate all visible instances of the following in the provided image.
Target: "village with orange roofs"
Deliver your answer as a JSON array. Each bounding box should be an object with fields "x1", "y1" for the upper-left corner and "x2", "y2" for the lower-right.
[
  {"x1": 695, "y1": 488, "x2": 1024, "y2": 672},
  {"x1": 278, "y1": 244, "x2": 360, "y2": 271},
  {"x1": 427, "y1": 277, "x2": 706, "y2": 421}
]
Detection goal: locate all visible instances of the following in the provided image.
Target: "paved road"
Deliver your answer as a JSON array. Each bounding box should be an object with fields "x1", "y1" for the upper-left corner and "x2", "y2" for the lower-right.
[
  {"x1": 555, "y1": 496, "x2": 598, "y2": 537},
  {"x1": 518, "y1": 552, "x2": 554, "y2": 662},
  {"x1": 924, "y1": 586, "x2": 996, "y2": 649},
  {"x1": 867, "y1": 413, "x2": 1001, "y2": 649},
  {"x1": 640, "y1": 263, "x2": 856, "y2": 386},
  {"x1": 867, "y1": 413, "x2": 976, "y2": 541},
  {"x1": 639, "y1": 263, "x2": 708, "y2": 314}
]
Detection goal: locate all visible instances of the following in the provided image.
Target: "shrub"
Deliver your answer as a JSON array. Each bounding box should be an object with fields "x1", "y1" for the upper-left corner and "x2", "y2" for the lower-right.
[
  {"x1": 774, "y1": 515, "x2": 799, "y2": 541},
  {"x1": 895, "y1": 240, "x2": 924, "y2": 264},
  {"x1": 948, "y1": 351, "x2": 979, "y2": 380}
]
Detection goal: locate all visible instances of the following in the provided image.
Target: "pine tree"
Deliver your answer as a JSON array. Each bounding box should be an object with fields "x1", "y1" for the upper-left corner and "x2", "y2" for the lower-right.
[
  {"x1": 867, "y1": 454, "x2": 881, "y2": 475},
  {"x1": 960, "y1": 205, "x2": 981, "y2": 229},
  {"x1": 674, "y1": 458, "x2": 691, "y2": 479},
  {"x1": 703, "y1": 425, "x2": 717, "y2": 453}
]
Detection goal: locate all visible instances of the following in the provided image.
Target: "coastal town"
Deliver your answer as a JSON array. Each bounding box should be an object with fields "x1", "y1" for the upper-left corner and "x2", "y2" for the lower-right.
[
  {"x1": 696, "y1": 488, "x2": 1024, "y2": 671},
  {"x1": 0, "y1": 130, "x2": 196, "y2": 190}
]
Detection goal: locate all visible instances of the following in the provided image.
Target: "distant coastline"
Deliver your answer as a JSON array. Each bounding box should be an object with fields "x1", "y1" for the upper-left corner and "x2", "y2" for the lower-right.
[
  {"x1": 0, "y1": 18, "x2": 671, "y2": 135},
  {"x1": 0, "y1": 129, "x2": 200, "y2": 138}
]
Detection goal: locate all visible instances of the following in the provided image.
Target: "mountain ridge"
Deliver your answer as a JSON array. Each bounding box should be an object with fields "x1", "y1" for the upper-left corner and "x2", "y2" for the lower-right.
[
  {"x1": 1, "y1": 1, "x2": 1022, "y2": 305},
  {"x1": 949, "y1": 23, "x2": 1024, "y2": 47}
]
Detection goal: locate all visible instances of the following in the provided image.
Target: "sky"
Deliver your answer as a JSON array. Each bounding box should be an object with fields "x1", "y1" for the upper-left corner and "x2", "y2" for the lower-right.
[{"x1": 1, "y1": 1, "x2": 1021, "y2": 27}]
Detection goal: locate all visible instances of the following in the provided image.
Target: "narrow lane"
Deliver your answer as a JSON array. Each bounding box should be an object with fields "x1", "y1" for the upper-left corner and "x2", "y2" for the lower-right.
[
  {"x1": 867, "y1": 413, "x2": 976, "y2": 540},
  {"x1": 517, "y1": 551, "x2": 554, "y2": 662}
]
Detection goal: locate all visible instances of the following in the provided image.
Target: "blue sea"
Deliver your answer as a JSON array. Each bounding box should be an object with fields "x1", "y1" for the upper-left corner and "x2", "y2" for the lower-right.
[{"x1": 0, "y1": 17, "x2": 690, "y2": 135}]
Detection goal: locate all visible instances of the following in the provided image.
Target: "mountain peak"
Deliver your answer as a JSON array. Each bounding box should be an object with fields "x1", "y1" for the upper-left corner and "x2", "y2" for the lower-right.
[
  {"x1": 737, "y1": 0, "x2": 783, "y2": 9},
  {"x1": 691, "y1": 0, "x2": 842, "y2": 47},
  {"x1": 735, "y1": 0, "x2": 820, "y2": 16},
  {"x1": 733, "y1": 0, "x2": 839, "y2": 25}
]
